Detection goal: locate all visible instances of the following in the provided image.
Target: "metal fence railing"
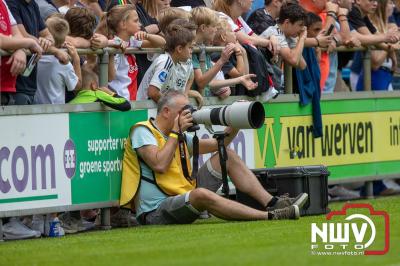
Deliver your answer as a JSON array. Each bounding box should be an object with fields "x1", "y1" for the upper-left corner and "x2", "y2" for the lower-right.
[
  {"x1": 0, "y1": 45, "x2": 375, "y2": 99},
  {"x1": 283, "y1": 46, "x2": 372, "y2": 94}
]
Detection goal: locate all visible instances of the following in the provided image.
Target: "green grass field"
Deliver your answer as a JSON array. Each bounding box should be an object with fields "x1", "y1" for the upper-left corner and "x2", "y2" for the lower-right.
[{"x1": 1, "y1": 196, "x2": 399, "y2": 266}]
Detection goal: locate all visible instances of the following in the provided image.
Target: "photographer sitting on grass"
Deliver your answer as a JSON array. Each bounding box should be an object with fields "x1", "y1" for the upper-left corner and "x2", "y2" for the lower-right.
[{"x1": 120, "y1": 91, "x2": 308, "y2": 225}]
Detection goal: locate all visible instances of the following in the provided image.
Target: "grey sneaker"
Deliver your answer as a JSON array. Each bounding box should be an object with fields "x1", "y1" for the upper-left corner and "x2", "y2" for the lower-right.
[
  {"x1": 110, "y1": 209, "x2": 138, "y2": 228},
  {"x1": 21, "y1": 216, "x2": 32, "y2": 227},
  {"x1": 3, "y1": 217, "x2": 41, "y2": 240},
  {"x1": 30, "y1": 214, "x2": 45, "y2": 235},
  {"x1": 267, "y1": 193, "x2": 309, "y2": 211},
  {"x1": 328, "y1": 185, "x2": 360, "y2": 200},
  {"x1": 269, "y1": 205, "x2": 300, "y2": 220},
  {"x1": 59, "y1": 212, "x2": 95, "y2": 234}
]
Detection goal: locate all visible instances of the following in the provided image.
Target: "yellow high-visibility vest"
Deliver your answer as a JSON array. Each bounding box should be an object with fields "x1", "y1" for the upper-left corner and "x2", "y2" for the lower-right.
[{"x1": 120, "y1": 119, "x2": 195, "y2": 208}]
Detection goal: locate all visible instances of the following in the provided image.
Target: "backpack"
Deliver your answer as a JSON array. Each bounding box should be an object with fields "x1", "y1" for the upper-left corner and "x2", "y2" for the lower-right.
[{"x1": 234, "y1": 44, "x2": 271, "y2": 97}]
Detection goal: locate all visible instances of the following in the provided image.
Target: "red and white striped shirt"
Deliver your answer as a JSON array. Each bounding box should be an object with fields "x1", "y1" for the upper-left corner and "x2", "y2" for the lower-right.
[{"x1": 108, "y1": 36, "x2": 142, "y2": 100}]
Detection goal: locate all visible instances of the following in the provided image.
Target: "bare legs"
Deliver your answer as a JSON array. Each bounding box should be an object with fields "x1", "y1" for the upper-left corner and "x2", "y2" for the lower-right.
[
  {"x1": 209, "y1": 148, "x2": 273, "y2": 207},
  {"x1": 189, "y1": 188, "x2": 268, "y2": 220},
  {"x1": 189, "y1": 148, "x2": 273, "y2": 221}
]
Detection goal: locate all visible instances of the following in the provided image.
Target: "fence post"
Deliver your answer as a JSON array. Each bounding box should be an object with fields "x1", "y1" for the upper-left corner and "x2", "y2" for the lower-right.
[
  {"x1": 0, "y1": 219, "x2": 3, "y2": 241},
  {"x1": 363, "y1": 49, "x2": 371, "y2": 91},
  {"x1": 100, "y1": 208, "x2": 112, "y2": 230},
  {"x1": 365, "y1": 181, "x2": 374, "y2": 199},
  {"x1": 98, "y1": 49, "x2": 112, "y2": 229},
  {"x1": 284, "y1": 63, "x2": 293, "y2": 94},
  {"x1": 99, "y1": 50, "x2": 109, "y2": 87}
]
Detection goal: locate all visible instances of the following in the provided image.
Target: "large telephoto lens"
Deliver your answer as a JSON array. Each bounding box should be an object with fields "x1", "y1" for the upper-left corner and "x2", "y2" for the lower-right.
[{"x1": 191, "y1": 101, "x2": 265, "y2": 129}]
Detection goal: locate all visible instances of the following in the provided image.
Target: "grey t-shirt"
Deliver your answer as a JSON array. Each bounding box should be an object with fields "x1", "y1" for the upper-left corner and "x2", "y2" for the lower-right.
[
  {"x1": 34, "y1": 55, "x2": 78, "y2": 104},
  {"x1": 34, "y1": 0, "x2": 58, "y2": 21},
  {"x1": 260, "y1": 24, "x2": 297, "y2": 49}
]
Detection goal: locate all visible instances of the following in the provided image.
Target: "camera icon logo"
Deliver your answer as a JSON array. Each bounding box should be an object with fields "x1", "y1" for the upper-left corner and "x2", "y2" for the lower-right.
[{"x1": 310, "y1": 203, "x2": 390, "y2": 256}]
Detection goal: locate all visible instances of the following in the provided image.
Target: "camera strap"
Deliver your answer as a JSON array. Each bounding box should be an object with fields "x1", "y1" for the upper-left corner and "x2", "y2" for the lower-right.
[
  {"x1": 191, "y1": 132, "x2": 199, "y2": 180},
  {"x1": 178, "y1": 133, "x2": 199, "y2": 181},
  {"x1": 215, "y1": 134, "x2": 230, "y2": 197}
]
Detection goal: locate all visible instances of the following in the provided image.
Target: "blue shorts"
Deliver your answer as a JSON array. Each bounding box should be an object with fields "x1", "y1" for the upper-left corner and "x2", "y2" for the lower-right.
[{"x1": 356, "y1": 68, "x2": 393, "y2": 91}]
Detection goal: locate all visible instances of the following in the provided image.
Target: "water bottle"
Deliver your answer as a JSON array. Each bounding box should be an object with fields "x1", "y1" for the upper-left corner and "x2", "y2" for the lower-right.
[{"x1": 48, "y1": 217, "x2": 63, "y2": 237}]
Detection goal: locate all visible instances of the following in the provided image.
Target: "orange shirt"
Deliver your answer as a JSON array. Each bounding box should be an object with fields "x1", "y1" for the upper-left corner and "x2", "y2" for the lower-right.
[{"x1": 318, "y1": 12, "x2": 330, "y2": 91}]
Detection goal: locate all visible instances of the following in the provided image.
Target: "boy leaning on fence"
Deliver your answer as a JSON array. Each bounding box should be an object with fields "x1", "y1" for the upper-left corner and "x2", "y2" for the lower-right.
[
  {"x1": 70, "y1": 67, "x2": 131, "y2": 112},
  {"x1": 191, "y1": 7, "x2": 258, "y2": 98},
  {"x1": 136, "y1": 18, "x2": 203, "y2": 105},
  {"x1": 260, "y1": 4, "x2": 308, "y2": 70},
  {"x1": 34, "y1": 17, "x2": 82, "y2": 104}
]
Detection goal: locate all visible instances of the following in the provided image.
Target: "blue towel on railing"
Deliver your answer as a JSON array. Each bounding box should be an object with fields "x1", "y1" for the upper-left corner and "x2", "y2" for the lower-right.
[{"x1": 294, "y1": 47, "x2": 323, "y2": 138}]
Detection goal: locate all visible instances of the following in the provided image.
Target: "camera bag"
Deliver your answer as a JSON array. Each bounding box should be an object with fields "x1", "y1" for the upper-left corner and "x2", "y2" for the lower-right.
[{"x1": 236, "y1": 165, "x2": 330, "y2": 216}]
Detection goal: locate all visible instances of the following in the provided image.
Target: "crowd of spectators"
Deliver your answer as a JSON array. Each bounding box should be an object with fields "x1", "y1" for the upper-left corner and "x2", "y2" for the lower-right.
[
  {"x1": 3, "y1": 0, "x2": 400, "y2": 106},
  {"x1": 2, "y1": 0, "x2": 400, "y2": 240}
]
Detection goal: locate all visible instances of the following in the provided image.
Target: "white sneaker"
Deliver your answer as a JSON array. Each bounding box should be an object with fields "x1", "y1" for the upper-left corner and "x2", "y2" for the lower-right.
[
  {"x1": 383, "y1": 179, "x2": 400, "y2": 193},
  {"x1": 258, "y1": 87, "x2": 279, "y2": 102},
  {"x1": 31, "y1": 214, "x2": 45, "y2": 235},
  {"x1": 3, "y1": 217, "x2": 41, "y2": 240}
]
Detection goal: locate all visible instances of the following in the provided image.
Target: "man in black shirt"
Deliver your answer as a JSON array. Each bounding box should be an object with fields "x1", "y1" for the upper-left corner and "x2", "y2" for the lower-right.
[{"x1": 6, "y1": 0, "x2": 69, "y2": 105}]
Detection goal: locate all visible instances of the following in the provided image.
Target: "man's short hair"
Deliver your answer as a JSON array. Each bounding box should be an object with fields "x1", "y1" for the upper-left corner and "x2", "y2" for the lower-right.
[
  {"x1": 158, "y1": 7, "x2": 192, "y2": 34},
  {"x1": 191, "y1": 6, "x2": 219, "y2": 27},
  {"x1": 277, "y1": 4, "x2": 306, "y2": 24},
  {"x1": 45, "y1": 17, "x2": 70, "y2": 48},
  {"x1": 305, "y1": 12, "x2": 322, "y2": 27},
  {"x1": 165, "y1": 19, "x2": 196, "y2": 52},
  {"x1": 157, "y1": 90, "x2": 187, "y2": 114},
  {"x1": 64, "y1": 7, "x2": 97, "y2": 39}
]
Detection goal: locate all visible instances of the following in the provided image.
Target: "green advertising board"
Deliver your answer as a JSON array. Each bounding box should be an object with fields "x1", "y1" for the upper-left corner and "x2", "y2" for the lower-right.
[
  {"x1": 254, "y1": 97, "x2": 400, "y2": 182},
  {"x1": 69, "y1": 110, "x2": 148, "y2": 204},
  {"x1": 1, "y1": 94, "x2": 400, "y2": 216}
]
